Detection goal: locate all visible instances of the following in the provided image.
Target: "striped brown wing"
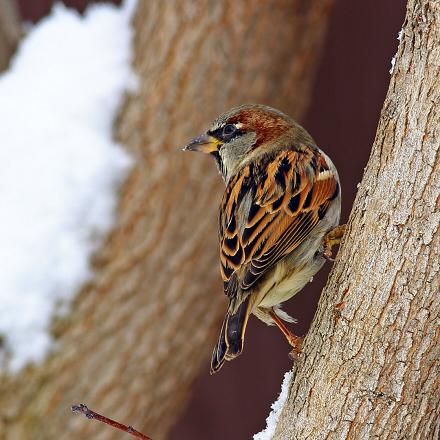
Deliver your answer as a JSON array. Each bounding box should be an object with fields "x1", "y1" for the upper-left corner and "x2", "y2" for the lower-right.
[{"x1": 219, "y1": 148, "x2": 339, "y2": 299}]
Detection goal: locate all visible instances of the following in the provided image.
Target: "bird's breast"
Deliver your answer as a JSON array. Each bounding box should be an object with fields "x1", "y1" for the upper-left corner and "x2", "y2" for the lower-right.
[{"x1": 256, "y1": 256, "x2": 324, "y2": 309}]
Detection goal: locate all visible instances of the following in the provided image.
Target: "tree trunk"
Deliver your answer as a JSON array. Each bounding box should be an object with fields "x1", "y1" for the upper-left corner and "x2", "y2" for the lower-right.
[
  {"x1": 0, "y1": 0, "x2": 21, "y2": 72},
  {"x1": 271, "y1": 0, "x2": 439, "y2": 438},
  {"x1": 0, "y1": 1, "x2": 335, "y2": 439}
]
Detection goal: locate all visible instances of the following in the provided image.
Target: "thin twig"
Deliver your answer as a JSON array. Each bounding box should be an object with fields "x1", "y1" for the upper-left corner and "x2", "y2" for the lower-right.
[{"x1": 71, "y1": 403, "x2": 153, "y2": 440}]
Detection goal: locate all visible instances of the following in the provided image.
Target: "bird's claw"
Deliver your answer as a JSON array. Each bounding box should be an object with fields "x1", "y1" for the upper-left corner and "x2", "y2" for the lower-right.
[
  {"x1": 323, "y1": 224, "x2": 346, "y2": 261},
  {"x1": 287, "y1": 334, "x2": 304, "y2": 360}
]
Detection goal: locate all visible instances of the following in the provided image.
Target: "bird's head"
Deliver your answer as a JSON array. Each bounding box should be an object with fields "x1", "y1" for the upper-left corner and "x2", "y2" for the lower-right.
[{"x1": 183, "y1": 104, "x2": 315, "y2": 182}]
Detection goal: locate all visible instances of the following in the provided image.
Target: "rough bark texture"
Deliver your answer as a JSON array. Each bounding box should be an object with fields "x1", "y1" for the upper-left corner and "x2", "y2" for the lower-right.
[
  {"x1": 0, "y1": 1, "x2": 334, "y2": 439},
  {"x1": 0, "y1": 0, "x2": 21, "y2": 72},
  {"x1": 273, "y1": 1, "x2": 439, "y2": 438}
]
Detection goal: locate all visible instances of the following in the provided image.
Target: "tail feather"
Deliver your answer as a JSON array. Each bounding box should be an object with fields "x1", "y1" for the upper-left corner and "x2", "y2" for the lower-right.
[{"x1": 210, "y1": 296, "x2": 252, "y2": 374}]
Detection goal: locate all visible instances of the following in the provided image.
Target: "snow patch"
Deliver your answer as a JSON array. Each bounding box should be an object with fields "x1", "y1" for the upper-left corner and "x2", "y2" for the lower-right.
[
  {"x1": 0, "y1": 0, "x2": 137, "y2": 370},
  {"x1": 254, "y1": 370, "x2": 293, "y2": 440},
  {"x1": 390, "y1": 30, "x2": 403, "y2": 74},
  {"x1": 389, "y1": 55, "x2": 396, "y2": 74}
]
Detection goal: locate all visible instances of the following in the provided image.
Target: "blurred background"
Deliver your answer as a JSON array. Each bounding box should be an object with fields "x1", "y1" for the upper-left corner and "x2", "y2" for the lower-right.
[{"x1": 0, "y1": 1, "x2": 406, "y2": 439}]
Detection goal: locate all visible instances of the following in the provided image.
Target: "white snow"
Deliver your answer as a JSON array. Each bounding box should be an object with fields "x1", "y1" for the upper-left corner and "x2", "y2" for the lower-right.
[
  {"x1": 0, "y1": 0, "x2": 136, "y2": 370},
  {"x1": 390, "y1": 30, "x2": 403, "y2": 74},
  {"x1": 253, "y1": 370, "x2": 293, "y2": 440},
  {"x1": 389, "y1": 55, "x2": 396, "y2": 74}
]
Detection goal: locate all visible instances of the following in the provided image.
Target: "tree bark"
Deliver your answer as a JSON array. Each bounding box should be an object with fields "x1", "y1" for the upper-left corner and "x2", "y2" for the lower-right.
[
  {"x1": 0, "y1": 1, "x2": 335, "y2": 439},
  {"x1": 272, "y1": 0, "x2": 439, "y2": 438},
  {"x1": 0, "y1": 0, "x2": 21, "y2": 72}
]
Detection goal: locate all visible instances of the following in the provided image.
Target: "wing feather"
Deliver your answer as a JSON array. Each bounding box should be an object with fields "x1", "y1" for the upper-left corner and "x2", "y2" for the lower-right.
[{"x1": 219, "y1": 148, "x2": 338, "y2": 298}]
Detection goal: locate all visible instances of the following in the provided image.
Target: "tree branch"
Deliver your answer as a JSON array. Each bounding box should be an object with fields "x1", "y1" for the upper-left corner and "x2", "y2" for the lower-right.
[
  {"x1": 270, "y1": 0, "x2": 439, "y2": 438},
  {"x1": 71, "y1": 404, "x2": 152, "y2": 440}
]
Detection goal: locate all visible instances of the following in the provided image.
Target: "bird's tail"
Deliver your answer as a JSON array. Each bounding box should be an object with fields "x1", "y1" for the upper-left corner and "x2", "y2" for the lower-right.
[{"x1": 210, "y1": 296, "x2": 252, "y2": 374}]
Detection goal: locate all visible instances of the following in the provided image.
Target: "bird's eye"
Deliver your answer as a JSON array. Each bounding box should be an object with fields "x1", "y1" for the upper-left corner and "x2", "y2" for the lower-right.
[{"x1": 222, "y1": 124, "x2": 237, "y2": 139}]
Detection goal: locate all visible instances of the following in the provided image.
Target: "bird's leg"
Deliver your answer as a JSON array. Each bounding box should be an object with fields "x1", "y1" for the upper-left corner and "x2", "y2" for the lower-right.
[
  {"x1": 323, "y1": 224, "x2": 346, "y2": 261},
  {"x1": 269, "y1": 311, "x2": 303, "y2": 359}
]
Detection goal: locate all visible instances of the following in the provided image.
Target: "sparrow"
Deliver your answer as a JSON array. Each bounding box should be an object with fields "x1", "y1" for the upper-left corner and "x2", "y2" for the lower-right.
[{"x1": 183, "y1": 104, "x2": 344, "y2": 373}]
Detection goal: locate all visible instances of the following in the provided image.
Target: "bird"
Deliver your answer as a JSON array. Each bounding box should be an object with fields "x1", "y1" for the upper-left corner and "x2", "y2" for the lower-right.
[{"x1": 183, "y1": 104, "x2": 344, "y2": 373}]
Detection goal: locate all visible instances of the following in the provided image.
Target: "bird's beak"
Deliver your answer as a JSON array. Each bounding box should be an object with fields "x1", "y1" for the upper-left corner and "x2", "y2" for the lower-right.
[{"x1": 183, "y1": 134, "x2": 221, "y2": 153}]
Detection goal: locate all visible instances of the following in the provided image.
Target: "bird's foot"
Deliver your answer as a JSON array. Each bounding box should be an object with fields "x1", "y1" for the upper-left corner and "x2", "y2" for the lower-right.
[
  {"x1": 269, "y1": 310, "x2": 304, "y2": 360},
  {"x1": 323, "y1": 224, "x2": 346, "y2": 261},
  {"x1": 287, "y1": 334, "x2": 304, "y2": 360}
]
